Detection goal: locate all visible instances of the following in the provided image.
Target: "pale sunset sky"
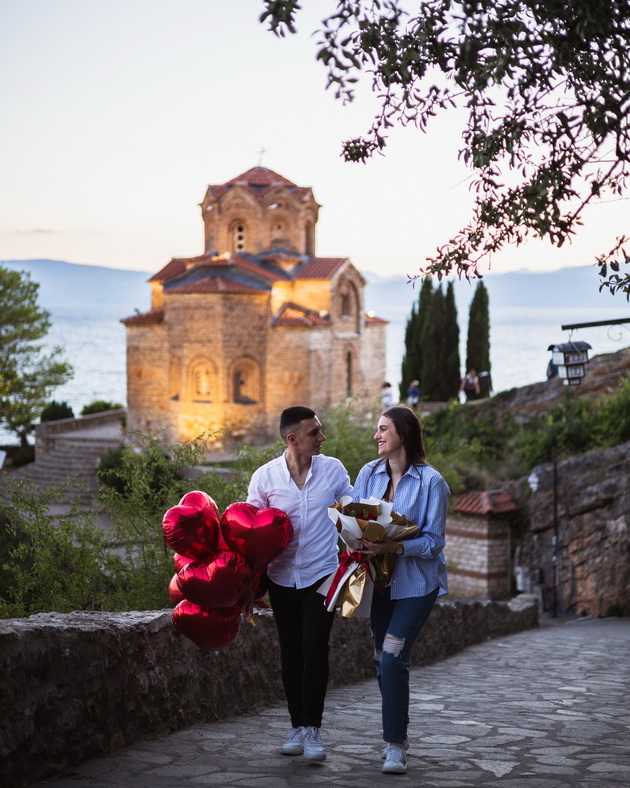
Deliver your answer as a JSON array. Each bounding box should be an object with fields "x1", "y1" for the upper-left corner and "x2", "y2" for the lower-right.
[{"x1": 1, "y1": 0, "x2": 627, "y2": 278}]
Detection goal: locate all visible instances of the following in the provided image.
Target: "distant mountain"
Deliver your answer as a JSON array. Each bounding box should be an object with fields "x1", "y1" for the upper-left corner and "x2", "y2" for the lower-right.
[
  {"x1": 1, "y1": 259, "x2": 151, "y2": 314},
  {"x1": 2, "y1": 258, "x2": 624, "y2": 326},
  {"x1": 363, "y1": 264, "x2": 623, "y2": 326}
]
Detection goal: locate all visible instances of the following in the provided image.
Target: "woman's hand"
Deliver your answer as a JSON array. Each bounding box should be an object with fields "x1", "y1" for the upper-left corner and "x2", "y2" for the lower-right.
[{"x1": 359, "y1": 536, "x2": 399, "y2": 557}]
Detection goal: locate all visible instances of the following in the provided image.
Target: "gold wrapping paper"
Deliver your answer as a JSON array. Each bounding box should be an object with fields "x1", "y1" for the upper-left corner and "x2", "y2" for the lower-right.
[
  {"x1": 326, "y1": 497, "x2": 422, "y2": 616},
  {"x1": 337, "y1": 562, "x2": 369, "y2": 618}
]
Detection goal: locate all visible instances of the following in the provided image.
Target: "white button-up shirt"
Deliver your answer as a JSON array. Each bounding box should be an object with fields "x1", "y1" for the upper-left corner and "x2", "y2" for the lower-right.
[{"x1": 247, "y1": 452, "x2": 352, "y2": 588}]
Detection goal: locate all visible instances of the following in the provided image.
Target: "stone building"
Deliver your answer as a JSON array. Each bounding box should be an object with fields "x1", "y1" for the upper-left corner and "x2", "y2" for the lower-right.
[
  {"x1": 447, "y1": 490, "x2": 519, "y2": 599},
  {"x1": 122, "y1": 166, "x2": 387, "y2": 445}
]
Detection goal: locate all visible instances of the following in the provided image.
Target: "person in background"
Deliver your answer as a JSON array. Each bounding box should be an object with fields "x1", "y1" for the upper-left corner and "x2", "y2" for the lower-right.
[
  {"x1": 460, "y1": 369, "x2": 480, "y2": 401},
  {"x1": 380, "y1": 382, "x2": 394, "y2": 410},
  {"x1": 247, "y1": 406, "x2": 352, "y2": 762},
  {"x1": 406, "y1": 380, "x2": 421, "y2": 410},
  {"x1": 547, "y1": 357, "x2": 558, "y2": 379},
  {"x1": 353, "y1": 405, "x2": 449, "y2": 775}
]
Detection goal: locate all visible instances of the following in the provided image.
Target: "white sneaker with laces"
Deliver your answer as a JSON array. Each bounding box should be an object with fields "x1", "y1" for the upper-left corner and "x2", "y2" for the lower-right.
[
  {"x1": 279, "y1": 726, "x2": 305, "y2": 756},
  {"x1": 382, "y1": 738, "x2": 409, "y2": 760},
  {"x1": 382, "y1": 742, "x2": 407, "y2": 774},
  {"x1": 303, "y1": 726, "x2": 326, "y2": 761}
]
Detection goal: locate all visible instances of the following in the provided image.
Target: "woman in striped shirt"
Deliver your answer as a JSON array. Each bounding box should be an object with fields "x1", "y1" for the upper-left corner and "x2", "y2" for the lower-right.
[{"x1": 354, "y1": 405, "x2": 449, "y2": 775}]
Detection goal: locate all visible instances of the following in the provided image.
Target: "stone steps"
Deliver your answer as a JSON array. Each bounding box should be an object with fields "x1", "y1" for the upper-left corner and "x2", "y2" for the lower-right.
[{"x1": 3, "y1": 438, "x2": 122, "y2": 506}]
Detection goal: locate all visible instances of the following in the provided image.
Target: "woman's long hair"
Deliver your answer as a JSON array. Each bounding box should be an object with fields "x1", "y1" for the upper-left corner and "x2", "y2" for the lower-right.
[{"x1": 381, "y1": 405, "x2": 426, "y2": 473}]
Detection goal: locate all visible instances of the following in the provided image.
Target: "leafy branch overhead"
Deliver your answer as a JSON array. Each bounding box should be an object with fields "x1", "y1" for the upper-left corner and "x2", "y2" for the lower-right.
[{"x1": 260, "y1": 0, "x2": 630, "y2": 294}]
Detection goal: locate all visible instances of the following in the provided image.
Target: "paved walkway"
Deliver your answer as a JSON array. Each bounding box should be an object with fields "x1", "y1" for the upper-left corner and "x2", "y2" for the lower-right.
[{"x1": 34, "y1": 617, "x2": 630, "y2": 788}]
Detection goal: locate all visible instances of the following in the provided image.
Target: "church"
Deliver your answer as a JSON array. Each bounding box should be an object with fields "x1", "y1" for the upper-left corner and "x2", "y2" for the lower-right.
[{"x1": 122, "y1": 166, "x2": 387, "y2": 446}]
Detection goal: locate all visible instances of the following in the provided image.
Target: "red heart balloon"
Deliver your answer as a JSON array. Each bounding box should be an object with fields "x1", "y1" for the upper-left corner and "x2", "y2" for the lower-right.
[
  {"x1": 168, "y1": 573, "x2": 185, "y2": 604},
  {"x1": 162, "y1": 490, "x2": 221, "y2": 559},
  {"x1": 172, "y1": 600, "x2": 241, "y2": 651},
  {"x1": 221, "y1": 503, "x2": 293, "y2": 568},
  {"x1": 177, "y1": 552, "x2": 251, "y2": 608},
  {"x1": 173, "y1": 553, "x2": 191, "y2": 572}
]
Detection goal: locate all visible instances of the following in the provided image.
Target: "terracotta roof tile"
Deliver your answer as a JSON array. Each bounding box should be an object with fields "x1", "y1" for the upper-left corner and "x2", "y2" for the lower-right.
[
  {"x1": 149, "y1": 259, "x2": 187, "y2": 283},
  {"x1": 455, "y1": 491, "x2": 519, "y2": 516},
  {"x1": 260, "y1": 250, "x2": 304, "y2": 265},
  {"x1": 366, "y1": 314, "x2": 388, "y2": 324},
  {"x1": 168, "y1": 276, "x2": 262, "y2": 295},
  {"x1": 294, "y1": 257, "x2": 348, "y2": 279},
  {"x1": 230, "y1": 254, "x2": 288, "y2": 282},
  {"x1": 273, "y1": 303, "x2": 330, "y2": 327},
  {"x1": 121, "y1": 308, "x2": 165, "y2": 326},
  {"x1": 226, "y1": 166, "x2": 297, "y2": 189}
]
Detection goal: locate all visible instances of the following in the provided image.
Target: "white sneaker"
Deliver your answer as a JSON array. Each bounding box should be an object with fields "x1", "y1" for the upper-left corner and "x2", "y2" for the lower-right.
[
  {"x1": 303, "y1": 726, "x2": 326, "y2": 761},
  {"x1": 382, "y1": 742, "x2": 407, "y2": 774},
  {"x1": 382, "y1": 738, "x2": 409, "y2": 759},
  {"x1": 381, "y1": 739, "x2": 409, "y2": 761},
  {"x1": 279, "y1": 726, "x2": 305, "y2": 756}
]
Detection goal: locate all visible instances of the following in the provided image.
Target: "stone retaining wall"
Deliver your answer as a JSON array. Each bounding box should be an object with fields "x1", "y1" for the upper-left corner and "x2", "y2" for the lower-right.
[
  {"x1": 34, "y1": 409, "x2": 125, "y2": 460},
  {"x1": 0, "y1": 595, "x2": 538, "y2": 787}
]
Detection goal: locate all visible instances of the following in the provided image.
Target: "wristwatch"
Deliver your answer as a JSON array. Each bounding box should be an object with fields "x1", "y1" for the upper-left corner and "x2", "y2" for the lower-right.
[{"x1": 395, "y1": 544, "x2": 404, "y2": 556}]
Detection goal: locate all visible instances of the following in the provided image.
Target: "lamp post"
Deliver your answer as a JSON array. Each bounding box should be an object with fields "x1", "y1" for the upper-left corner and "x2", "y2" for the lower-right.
[{"x1": 547, "y1": 341, "x2": 592, "y2": 386}]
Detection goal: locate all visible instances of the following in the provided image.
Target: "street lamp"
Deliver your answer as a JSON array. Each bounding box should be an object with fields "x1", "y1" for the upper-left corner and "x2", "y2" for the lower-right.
[{"x1": 547, "y1": 340, "x2": 592, "y2": 386}]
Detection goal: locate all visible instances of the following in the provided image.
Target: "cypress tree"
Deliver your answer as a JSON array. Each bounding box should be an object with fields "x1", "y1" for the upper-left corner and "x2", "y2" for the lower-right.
[
  {"x1": 444, "y1": 281, "x2": 461, "y2": 399},
  {"x1": 399, "y1": 302, "x2": 418, "y2": 401},
  {"x1": 420, "y1": 284, "x2": 446, "y2": 400},
  {"x1": 399, "y1": 276, "x2": 432, "y2": 401},
  {"x1": 466, "y1": 280, "x2": 491, "y2": 375}
]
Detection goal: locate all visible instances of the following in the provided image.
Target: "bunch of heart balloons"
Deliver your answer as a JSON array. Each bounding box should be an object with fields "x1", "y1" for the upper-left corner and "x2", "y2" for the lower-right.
[{"x1": 162, "y1": 490, "x2": 292, "y2": 651}]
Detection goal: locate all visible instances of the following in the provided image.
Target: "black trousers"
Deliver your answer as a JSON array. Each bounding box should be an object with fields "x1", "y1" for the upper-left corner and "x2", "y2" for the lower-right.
[{"x1": 268, "y1": 575, "x2": 335, "y2": 728}]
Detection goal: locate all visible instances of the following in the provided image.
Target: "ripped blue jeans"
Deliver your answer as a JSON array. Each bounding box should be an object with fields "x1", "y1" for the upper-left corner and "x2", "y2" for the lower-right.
[{"x1": 370, "y1": 586, "x2": 439, "y2": 743}]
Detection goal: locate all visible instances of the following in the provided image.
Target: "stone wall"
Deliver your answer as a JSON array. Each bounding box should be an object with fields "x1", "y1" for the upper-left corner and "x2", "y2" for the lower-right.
[
  {"x1": 0, "y1": 596, "x2": 538, "y2": 788},
  {"x1": 35, "y1": 409, "x2": 126, "y2": 461},
  {"x1": 508, "y1": 441, "x2": 630, "y2": 616}
]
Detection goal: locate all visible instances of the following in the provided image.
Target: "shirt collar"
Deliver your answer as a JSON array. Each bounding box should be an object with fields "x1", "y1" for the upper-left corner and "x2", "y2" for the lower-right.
[
  {"x1": 373, "y1": 460, "x2": 424, "y2": 480},
  {"x1": 282, "y1": 450, "x2": 315, "y2": 483}
]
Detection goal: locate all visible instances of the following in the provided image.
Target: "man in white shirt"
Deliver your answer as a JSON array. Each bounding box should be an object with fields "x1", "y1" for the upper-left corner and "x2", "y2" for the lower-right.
[{"x1": 247, "y1": 406, "x2": 352, "y2": 762}]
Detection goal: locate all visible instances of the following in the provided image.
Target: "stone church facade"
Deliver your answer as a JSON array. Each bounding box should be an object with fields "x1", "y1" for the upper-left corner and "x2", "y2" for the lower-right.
[{"x1": 122, "y1": 166, "x2": 387, "y2": 445}]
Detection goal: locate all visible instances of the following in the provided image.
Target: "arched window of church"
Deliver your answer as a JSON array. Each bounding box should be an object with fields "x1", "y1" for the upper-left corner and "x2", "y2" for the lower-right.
[
  {"x1": 231, "y1": 222, "x2": 247, "y2": 253},
  {"x1": 346, "y1": 351, "x2": 353, "y2": 397},
  {"x1": 341, "y1": 291, "x2": 351, "y2": 317},
  {"x1": 191, "y1": 361, "x2": 214, "y2": 401},
  {"x1": 232, "y1": 358, "x2": 260, "y2": 404},
  {"x1": 195, "y1": 367, "x2": 211, "y2": 397}
]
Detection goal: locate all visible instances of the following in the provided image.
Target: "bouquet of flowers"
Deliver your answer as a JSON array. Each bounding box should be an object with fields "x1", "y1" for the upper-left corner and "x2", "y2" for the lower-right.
[{"x1": 317, "y1": 495, "x2": 419, "y2": 618}]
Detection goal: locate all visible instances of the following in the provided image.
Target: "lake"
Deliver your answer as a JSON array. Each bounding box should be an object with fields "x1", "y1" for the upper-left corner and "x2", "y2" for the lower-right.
[{"x1": 1, "y1": 299, "x2": 628, "y2": 445}]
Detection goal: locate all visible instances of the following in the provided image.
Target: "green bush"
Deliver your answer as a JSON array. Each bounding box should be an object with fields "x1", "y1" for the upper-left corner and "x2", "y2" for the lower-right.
[
  {"x1": 0, "y1": 480, "x2": 120, "y2": 618},
  {"x1": 81, "y1": 400, "x2": 124, "y2": 416},
  {"x1": 10, "y1": 445, "x2": 35, "y2": 467},
  {"x1": 40, "y1": 400, "x2": 74, "y2": 422},
  {"x1": 592, "y1": 373, "x2": 630, "y2": 447},
  {"x1": 420, "y1": 383, "x2": 625, "y2": 491}
]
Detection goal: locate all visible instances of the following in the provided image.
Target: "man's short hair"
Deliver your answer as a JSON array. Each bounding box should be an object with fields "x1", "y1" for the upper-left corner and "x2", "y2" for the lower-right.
[{"x1": 279, "y1": 406, "x2": 316, "y2": 439}]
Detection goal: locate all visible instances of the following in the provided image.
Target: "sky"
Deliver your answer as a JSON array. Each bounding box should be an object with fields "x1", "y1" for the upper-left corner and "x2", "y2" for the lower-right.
[{"x1": 1, "y1": 0, "x2": 628, "y2": 279}]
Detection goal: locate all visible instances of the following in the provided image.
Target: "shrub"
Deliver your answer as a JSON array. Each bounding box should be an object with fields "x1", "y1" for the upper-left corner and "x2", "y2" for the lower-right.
[
  {"x1": 10, "y1": 445, "x2": 35, "y2": 467},
  {"x1": 0, "y1": 480, "x2": 119, "y2": 618},
  {"x1": 81, "y1": 400, "x2": 124, "y2": 416},
  {"x1": 592, "y1": 373, "x2": 630, "y2": 447},
  {"x1": 40, "y1": 400, "x2": 74, "y2": 422}
]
